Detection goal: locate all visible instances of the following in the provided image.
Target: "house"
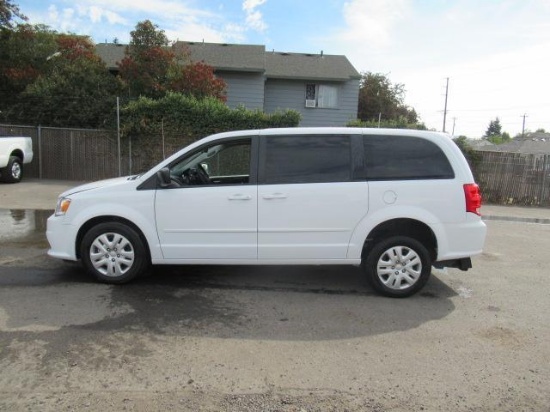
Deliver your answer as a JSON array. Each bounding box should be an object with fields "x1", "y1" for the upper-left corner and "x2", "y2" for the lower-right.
[
  {"x1": 95, "y1": 41, "x2": 361, "y2": 127},
  {"x1": 475, "y1": 132, "x2": 550, "y2": 155}
]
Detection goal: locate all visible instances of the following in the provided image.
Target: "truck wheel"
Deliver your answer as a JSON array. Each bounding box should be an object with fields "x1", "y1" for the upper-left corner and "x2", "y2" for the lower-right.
[
  {"x1": 80, "y1": 222, "x2": 149, "y2": 284},
  {"x1": 364, "y1": 236, "x2": 432, "y2": 298},
  {"x1": 1, "y1": 156, "x2": 23, "y2": 183}
]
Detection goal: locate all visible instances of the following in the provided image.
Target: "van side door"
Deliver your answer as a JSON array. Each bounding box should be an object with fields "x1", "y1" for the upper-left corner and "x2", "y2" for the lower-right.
[{"x1": 257, "y1": 134, "x2": 368, "y2": 260}]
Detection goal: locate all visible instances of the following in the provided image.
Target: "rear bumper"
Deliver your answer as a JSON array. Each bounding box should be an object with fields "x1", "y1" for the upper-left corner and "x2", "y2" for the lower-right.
[{"x1": 434, "y1": 218, "x2": 487, "y2": 262}]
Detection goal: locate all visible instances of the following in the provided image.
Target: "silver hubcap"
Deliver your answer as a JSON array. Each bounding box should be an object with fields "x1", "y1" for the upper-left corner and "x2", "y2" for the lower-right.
[
  {"x1": 377, "y1": 245, "x2": 422, "y2": 290},
  {"x1": 89, "y1": 232, "x2": 135, "y2": 277},
  {"x1": 11, "y1": 162, "x2": 21, "y2": 179}
]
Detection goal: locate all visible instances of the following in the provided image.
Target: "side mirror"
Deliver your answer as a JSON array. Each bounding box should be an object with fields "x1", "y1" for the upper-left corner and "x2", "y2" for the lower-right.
[{"x1": 156, "y1": 167, "x2": 172, "y2": 188}]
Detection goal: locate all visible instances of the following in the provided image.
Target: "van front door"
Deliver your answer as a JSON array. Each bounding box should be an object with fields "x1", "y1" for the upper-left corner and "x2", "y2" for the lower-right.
[{"x1": 155, "y1": 137, "x2": 258, "y2": 260}]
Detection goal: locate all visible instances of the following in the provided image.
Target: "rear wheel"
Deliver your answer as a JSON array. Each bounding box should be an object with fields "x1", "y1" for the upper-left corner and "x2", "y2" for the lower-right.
[
  {"x1": 1, "y1": 156, "x2": 23, "y2": 183},
  {"x1": 364, "y1": 236, "x2": 432, "y2": 298},
  {"x1": 80, "y1": 222, "x2": 148, "y2": 284}
]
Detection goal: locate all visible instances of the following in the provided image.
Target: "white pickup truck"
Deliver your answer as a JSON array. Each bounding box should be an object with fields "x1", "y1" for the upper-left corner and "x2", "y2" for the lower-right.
[{"x1": 0, "y1": 136, "x2": 34, "y2": 183}]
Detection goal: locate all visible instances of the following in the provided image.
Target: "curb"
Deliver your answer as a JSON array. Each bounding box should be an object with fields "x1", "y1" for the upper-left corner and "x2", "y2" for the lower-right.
[{"x1": 482, "y1": 215, "x2": 550, "y2": 225}]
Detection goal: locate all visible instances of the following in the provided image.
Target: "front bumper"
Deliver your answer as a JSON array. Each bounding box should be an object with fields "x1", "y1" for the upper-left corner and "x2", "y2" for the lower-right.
[{"x1": 46, "y1": 214, "x2": 78, "y2": 261}]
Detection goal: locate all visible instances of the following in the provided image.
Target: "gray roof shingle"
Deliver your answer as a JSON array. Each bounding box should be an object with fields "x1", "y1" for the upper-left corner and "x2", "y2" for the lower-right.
[
  {"x1": 265, "y1": 51, "x2": 360, "y2": 81},
  {"x1": 174, "y1": 41, "x2": 265, "y2": 72},
  {"x1": 95, "y1": 41, "x2": 360, "y2": 81},
  {"x1": 476, "y1": 133, "x2": 550, "y2": 155}
]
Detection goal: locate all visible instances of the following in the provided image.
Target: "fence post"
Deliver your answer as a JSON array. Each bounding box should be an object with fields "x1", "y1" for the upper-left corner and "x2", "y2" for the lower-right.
[
  {"x1": 70, "y1": 130, "x2": 75, "y2": 179},
  {"x1": 117, "y1": 96, "x2": 121, "y2": 176},
  {"x1": 37, "y1": 125, "x2": 42, "y2": 179},
  {"x1": 542, "y1": 155, "x2": 549, "y2": 205},
  {"x1": 129, "y1": 135, "x2": 132, "y2": 175}
]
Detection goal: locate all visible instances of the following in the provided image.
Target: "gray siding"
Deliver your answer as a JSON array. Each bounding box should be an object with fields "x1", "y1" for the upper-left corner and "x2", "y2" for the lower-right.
[
  {"x1": 217, "y1": 71, "x2": 265, "y2": 110},
  {"x1": 264, "y1": 79, "x2": 359, "y2": 127}
]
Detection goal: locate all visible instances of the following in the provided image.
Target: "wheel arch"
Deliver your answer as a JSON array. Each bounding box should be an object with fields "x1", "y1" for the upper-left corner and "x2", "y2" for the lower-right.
[
  {"x1": 75, "y1": 216, "x2": 151, "y2": 263},
  {"x1": 360, "y1": 218, "x2": 438, "y2": 263},
  {"x1": 10, "y1": 149, "x2": 24, "y2": 161}
]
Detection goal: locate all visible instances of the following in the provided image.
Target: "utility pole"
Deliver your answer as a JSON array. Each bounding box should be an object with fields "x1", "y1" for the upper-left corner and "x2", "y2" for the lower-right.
[
  {"x1": 452, "y1": 117, "x2": 456, "y2": 136},
  {"x1": 521, "y1": 113, "x2": 528, "y2": 137},
  {"x1": 442, "y1": 77, "x2": 449, "y2": 133}
]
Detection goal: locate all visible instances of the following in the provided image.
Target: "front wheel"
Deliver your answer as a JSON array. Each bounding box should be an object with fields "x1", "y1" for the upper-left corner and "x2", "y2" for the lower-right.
[
  {"x1": 1, "y1": 156, "x2": 23, "y2": 183},
  {"x1": 80, "y1": 222, "x2": 149, "y2": 284},
  {"x1": 364, "y1": 236, "x2": 432, "y2": 298}
]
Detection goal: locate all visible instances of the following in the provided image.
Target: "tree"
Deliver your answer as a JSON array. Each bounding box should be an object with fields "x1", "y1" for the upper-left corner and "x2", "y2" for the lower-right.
[
  {"x1": 3, "y1": 31, "x2": 122, "y2": 127},
  {"x1": 453, "y1": 135, "x2": 480, "y2": 171},
  {"x1": 357, "y1": 72, "x2": 419, "y2": 125},
  {"x1": 0, "y1": 24, "x2": 58, "y2": 118},
  {"x1": 168, "y1": 61, "x2": 226, "y2": 101},
  {"x1": 118, "y1": 20, "x2": 175, "y2": 98},
  {"x1": 0, "y1": 0, "x2": 27, "y2": 29},
  {"x1": 484, "y1": 117, "x2": 502, "y2": 137},
  {"x1": 118, "y1": 20, "x2": 226, "y2": 101},
  {"x1": 483, "y1": 117, "x2": 511, "y2": 144}
]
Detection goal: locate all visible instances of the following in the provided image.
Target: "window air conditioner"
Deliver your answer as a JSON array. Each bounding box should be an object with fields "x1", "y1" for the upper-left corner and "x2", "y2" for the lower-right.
[{"x1": 305, "y1": 99, "x2": 316, "y2": 108}]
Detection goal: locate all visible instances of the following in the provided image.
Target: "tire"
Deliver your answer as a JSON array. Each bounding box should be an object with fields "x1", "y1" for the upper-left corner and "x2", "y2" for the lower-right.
[
  {"x1": 0, "y1": 156, "x2": 23, "y2": 183},
  {"x1": 80, "y1": 222, "x2": 149, "y2": 284},
  {"x1": 364, "y1": 236, "x2": 432, "y2": 298}
]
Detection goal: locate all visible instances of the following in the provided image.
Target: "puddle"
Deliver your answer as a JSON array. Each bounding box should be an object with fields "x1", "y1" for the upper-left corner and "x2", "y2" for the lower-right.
[{"x1": 0, "y1": 209, "x2": 52, "y2": 243}]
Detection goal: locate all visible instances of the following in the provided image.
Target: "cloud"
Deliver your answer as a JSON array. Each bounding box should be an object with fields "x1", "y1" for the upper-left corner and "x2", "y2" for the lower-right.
[
  {"x1": 87, "y1": 6, "x2": 127, "y2": 25},
  {"x1": 336, "y1": 0, "x2": 410, "y2": 48},
  {"x1": 243, "y1": 0, "x2": 267, "y2": 12},
  {"x1": 47, "y1": 5, "x2": 78, "y2": 33},
  {"x1": 242, "y1": 0, "x2": 267, "y2": 32}
]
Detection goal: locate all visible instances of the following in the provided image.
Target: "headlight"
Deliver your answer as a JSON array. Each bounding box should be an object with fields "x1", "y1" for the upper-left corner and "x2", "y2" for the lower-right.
[{"x1": 55, "y1": 197, "x2": 72, "y2": 216}]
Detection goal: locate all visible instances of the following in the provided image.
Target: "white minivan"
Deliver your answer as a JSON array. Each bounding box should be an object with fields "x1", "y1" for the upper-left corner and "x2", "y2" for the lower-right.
[{"x1": 47, "y1": 128, "x2": 486, "y2": 297}]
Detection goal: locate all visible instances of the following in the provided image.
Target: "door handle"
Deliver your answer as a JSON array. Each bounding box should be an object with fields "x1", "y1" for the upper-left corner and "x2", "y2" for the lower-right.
[
  {"x1": 228, "y1": 194, "x2": 252, "y2": 201},
  {"x1": 262, "y1": 193, "x2": 287, "y2": 200}
]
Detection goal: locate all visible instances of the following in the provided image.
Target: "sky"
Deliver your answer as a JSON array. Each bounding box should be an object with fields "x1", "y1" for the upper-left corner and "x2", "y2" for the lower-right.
[{"x1": 15, "y1": 0, "x2": 550, "y2": 138}]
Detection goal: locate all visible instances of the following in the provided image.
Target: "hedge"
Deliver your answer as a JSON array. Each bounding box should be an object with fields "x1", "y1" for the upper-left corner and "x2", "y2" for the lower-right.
[{"x1": 120, "y1": 92, "x2": 301, "y2": 171}]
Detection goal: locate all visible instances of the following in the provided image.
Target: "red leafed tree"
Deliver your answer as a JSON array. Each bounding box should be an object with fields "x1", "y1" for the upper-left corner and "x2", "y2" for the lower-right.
[
  {"x1": 118, "y1": 20, "x2": 175, "y2": 98},
  {"x1": 169, "y1": 61, "x2": 226, "y2": 102},
  {"x1": 56, "y1": 34, "x2": 99, "y2": 62},
  {"x1": 118, "y1": 47, "x2": 175, "y2": 98},
  {"x1": 118, "y1": 20, "x2": 226, "y2": 101}
]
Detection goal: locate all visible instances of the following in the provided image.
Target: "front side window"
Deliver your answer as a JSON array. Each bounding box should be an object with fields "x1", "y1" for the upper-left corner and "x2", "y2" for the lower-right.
[
  {"x1": 170, "y1": 139, "x2": 251, "y2": 186},
  {"x1": 263, "y1": 135, "x2": 351, "y2": 184},
  {"x1": 364, "y1": 135, "x2": 454, "y2": 180}
]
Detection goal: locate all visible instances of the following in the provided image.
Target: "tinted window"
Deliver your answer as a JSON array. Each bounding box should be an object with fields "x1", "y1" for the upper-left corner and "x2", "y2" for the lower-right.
[
  {"x1": 364, "y1": 135, "x2": 454, "y2": 180},
  {"x1": 201, "y1": 142, "x2": 250, "y2": 177},
  {"x1": 264, "y1": 135, "x2": 351, "y2": 184},
  {"x1": 170, "y1": 139, "x2": 252, "y2": 186}
]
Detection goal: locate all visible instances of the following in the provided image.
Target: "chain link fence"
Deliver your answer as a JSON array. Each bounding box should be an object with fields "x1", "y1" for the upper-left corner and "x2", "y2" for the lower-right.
[{"x1": 0, "y1": 124, "x2": 191, "y2": 181}]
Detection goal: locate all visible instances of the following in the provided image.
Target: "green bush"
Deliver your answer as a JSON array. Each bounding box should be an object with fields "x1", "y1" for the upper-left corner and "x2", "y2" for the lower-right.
[
  {"x1": 122, "y1": 93, "x2": 301, "y2": 140},
  {"x1": 120, "y1": 93, "x2": 301, "y2": 171},
  {"x1": 347, "y1": 117, "x2": 427, "y2": 130}
]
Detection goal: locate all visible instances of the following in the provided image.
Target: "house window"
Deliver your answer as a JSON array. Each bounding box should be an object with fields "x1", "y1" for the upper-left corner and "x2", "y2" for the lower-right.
[{"x1": 305, "y1": 84, "x2": 338, "y2": 108}]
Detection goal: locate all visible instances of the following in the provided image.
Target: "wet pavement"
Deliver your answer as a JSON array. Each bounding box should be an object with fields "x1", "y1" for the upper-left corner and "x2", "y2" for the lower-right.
[
  {"x1": 1, "y1": 180, "x2": 550, "y2": 411},
  {"x1": 0, "y1": 208, "x2": 51, "y2": 243}
]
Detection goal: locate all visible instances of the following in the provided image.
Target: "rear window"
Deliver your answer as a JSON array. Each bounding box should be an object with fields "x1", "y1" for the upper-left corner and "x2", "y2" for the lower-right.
[
  {"x1": 263, "y1": 135, "x2": 351, "y2": 184},
  {"x1": 363, "y1": 135, "x2": 454, "y2": 180}
]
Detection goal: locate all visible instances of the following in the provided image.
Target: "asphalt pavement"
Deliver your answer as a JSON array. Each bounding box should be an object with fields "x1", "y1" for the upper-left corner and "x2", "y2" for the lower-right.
[{"x1": 1, "y1": 178, "x2": 549, "y2": 411}]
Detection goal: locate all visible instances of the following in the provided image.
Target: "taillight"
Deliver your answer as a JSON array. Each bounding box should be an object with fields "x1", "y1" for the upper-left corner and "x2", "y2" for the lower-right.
[{"x1": 464, "y1": 184, "x2": 482, "y2": 216}]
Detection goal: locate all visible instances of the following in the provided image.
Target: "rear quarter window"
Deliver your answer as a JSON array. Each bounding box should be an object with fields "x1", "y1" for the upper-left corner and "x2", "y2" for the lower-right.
[{"x1": 363, "y1": 135, "x2": 454, "y2": 180}]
